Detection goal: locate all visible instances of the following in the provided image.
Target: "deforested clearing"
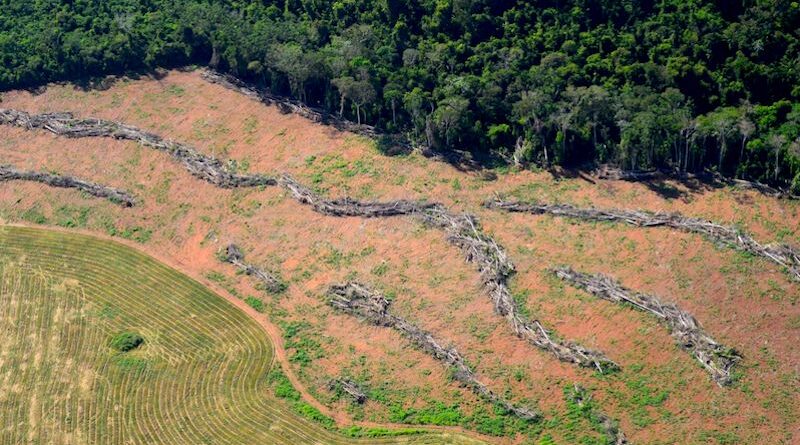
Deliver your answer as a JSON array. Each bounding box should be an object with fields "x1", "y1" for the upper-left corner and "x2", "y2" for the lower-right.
[{"x1": 0, "y1": 70, "x2": 798, "y2": 445}]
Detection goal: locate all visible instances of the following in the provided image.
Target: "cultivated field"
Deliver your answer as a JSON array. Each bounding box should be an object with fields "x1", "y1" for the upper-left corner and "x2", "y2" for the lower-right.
[
  {"x1": 0, "y1": 69, "x2": 798, "y2": 444},
  {"x1": 0, "y1": 225, "x2": 479, "y2": 444}
]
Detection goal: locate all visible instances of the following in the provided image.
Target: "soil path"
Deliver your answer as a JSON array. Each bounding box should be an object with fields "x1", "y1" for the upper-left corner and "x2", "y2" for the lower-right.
[{"x1": 2, "y1": 222, "x2": 496, "y2": 445}]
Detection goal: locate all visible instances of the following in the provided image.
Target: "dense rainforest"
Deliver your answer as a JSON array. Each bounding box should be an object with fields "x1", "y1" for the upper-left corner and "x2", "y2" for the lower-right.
[{"x1": 2, "y1": 0, "x2": 800, "y2": 190}]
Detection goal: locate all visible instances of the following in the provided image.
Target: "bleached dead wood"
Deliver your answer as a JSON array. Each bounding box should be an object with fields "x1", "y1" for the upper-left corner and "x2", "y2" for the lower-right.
[
  {"x1": 568, "y1": 385, "x2": 629, "y2": 445},
  {"x1": 487, "y1": 198, "x2": 800, "y2": 282},
  {"x1": 327, "y1": 282, "x2": 539, "y2": 421},
  {"x1": 328, "y1": 378, "x2": 368, "y2": 404},
  {"x1": 554, "y1": 267, "x2": 741, "y2": 386},
  {"x1": 0, "y1": 108, "x2": 276, "y2": 188},
  {"x1": 278, "y1": 175, "x2": 440, "y2": 217},
  {"x1": 224, "y1": 244, "x2": 285, "y2": 293},
  {"x1": 595, "y1": 165, "x2": 661, "y2": 181},
  {"x1": 0, "y1": 165, "x2": 135, "y2": 206}
]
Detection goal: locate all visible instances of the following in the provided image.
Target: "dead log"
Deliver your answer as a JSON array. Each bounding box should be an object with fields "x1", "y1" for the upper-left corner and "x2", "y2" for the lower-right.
[
  {"x1": 595, "y1": 165, "x2": 661, "y2": 181},
  {"x1": 0, "y1": 164, "x2": 135, "y2": 206},
  {"x1": 486, "y1": 198, "x2": 800, "y2": 282},
  {"x1": 553, "y1": 267, "x2": 741, "y2": 386},
  {"x1": 278, "y1": 175, "x2": 440, "y2": 218},
  {"x1": 0, "y1": 108, "x2": 277, "y2": 188},
  {"x1": 568, "y1": 385, "x2": 629, "y2": 445},
  {"x1": 223, "y1": 244, "x2": 285, "y2": 293},
  {"x1": 328, "y1": 378, "x2": 368, "y2": 404},
  {"x1": 327, "y1": 282, "x2": 539, "y2": 421},
  {"x1": 594, "y1": 165, "x2": 799, "y2": 200}
]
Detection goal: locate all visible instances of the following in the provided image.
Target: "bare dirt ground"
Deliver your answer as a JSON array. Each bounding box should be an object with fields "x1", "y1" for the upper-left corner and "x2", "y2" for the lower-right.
[{"x1": 1, "y1": 69, "x2": 798, "y2": 444}]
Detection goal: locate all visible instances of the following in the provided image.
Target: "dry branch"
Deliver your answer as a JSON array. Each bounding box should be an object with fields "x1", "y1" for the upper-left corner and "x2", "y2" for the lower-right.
[
  {"x1": 0, "y1": 164, "x2": 135, "y2": 206},
  {"x1": 487, "y1": 198, "x2": 800, "y2": 282},
  {"x1": 278, "y1": 174, "x2": 440, "y2": 217},
  {"x1": 327, "y1": 282, "x2": 539, "y2": 421},
  {"x1": 0, "y1": 108, "x2": 276, "y2": 188},
  {"x1": 328, "y1": 378, "x2": 368, "y2": 404},
  {"x1": 554, "y1": 267, "x2": 741, "y2": 386},
  {"x1": 223, "y1": 244, "x2": 285, "y2": 293},
  {"x1": 415, "y1": 207, "x2": 618, "y2": 373},
  {"x1": 595, "y1": 165, "x2": 661, "y2": 182}
]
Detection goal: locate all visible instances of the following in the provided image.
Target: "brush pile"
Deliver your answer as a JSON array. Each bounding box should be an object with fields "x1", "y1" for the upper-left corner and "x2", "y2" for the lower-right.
[
  {"x1": 0, "y1": 164, "x2": 135, "y2": 206},
  {"x1": 224, "y1": 244, "x2": 285, "y2": 293},
  {"x1": 416, "y1": 207, "x2": 618, "y2": 373},
  {"x1": 327, "y1": 282, "x2": 539, "y2": 421},
  {"x1": 0, "y1": 108, "x2": 276, "y2": 188},
  {"x1": 487, "y1": 198, "x2": 800, "y2": 281},
  {"x1": 279, "y1": 175, "x2": 439, "y2": 217},
  {"x1": 328, "y1": 379, "x2": 368, "y2": 404},
  {"x1": 554, "y1": 266, "x2": 741, "y2": 386}
]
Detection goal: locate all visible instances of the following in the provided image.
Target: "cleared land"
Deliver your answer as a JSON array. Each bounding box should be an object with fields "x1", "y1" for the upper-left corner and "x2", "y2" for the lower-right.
[
  {"x1": 0, "y1": 70, "x2": 798, "y2": 444},
  {"x1": 0, "y1": 225, "x2": 479, "y2": 444}
]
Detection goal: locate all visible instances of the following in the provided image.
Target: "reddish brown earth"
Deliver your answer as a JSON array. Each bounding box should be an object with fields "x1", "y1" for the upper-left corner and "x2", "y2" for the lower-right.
[{"x1": 1, "y1": 69, "x2": 798, "y2": 444}]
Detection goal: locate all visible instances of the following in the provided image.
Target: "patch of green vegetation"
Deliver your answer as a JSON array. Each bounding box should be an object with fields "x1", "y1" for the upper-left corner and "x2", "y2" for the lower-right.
[
  {"x1": 371, "y1": 261, "x2": 389, "y2": 276},
  {"x1": 616, "y1": 364, "x2": 670, "y2": 428},
  {"x1": 268, "y1": 368, "x2": 335, "y2": 429},
  {"x1": 340, "y1": 426, "x2": 424, "y2": 438},
  {"x1": 465, "y1": 314, "x2": 493, "y2": 341},
  {"x1": 281, "y1": 321, "x2": 325, "y2": 367},
  {"x1": 511, "y1": 288, "x2": 532, "y2": 318},
  {"x1": 389, "y1": 402, "x2": 463, "y2": 426},
  {"x1": 54, "y1": 205, "x2": 90, "y2": 228},
  {"x1": 119, "y1": 226, "x2": 152, "y2": 243},
  {"x1": 21, "y1": 205, "x2": 47, "y2": 224},
  {"x1": 245, "y1": 296, "x2": 265, "y2": 312},
  {"x1": 109, "y1": 331, "x2": 144, "y2": 352},
  {"x1": 111, "y1": 355, "x2": 149, "y2": 374}
]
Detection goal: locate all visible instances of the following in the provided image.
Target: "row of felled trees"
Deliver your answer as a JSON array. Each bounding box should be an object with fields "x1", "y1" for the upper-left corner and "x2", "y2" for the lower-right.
[{"x1": 2, "y1": 0, "x2": 799, "y2": 190}]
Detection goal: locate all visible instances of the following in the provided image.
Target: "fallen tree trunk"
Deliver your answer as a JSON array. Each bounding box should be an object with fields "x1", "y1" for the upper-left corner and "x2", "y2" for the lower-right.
[
  {"x1": 328, "y1": 378, "x2": 368, "y2": 404},
  {"x1": 327, "y1": 282, "x2": 539, "y2": 421},
  {"x1": 486, "y1": 198, "x2": 800, "y2": 282},
  {"x1": 594, "y1": 165, "x2": 799, "y2": 200},
  {"x1": 223, "y1": 244, "x2": 285, "y2": 293},
  {"x1": 278, "y1": 174, "x2": 440, "y2": 217},
  {"x1": 553, "y1": 267, "x2": 741, "y2": 386},
  {"x1": 0, "y1": 164, "x2": 135, "y2": 206},
  {"x1": 416, "y1": 207, "x2": 618, "y2": 373},
  {"x1": 0, "y1": 108, "x2": 276, "y2": 188}
]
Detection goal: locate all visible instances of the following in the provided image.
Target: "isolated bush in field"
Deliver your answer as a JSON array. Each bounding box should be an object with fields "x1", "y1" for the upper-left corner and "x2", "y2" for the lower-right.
[
  {"x1": 245, "y1": 296, "x2": 265, "y2": 312},
  {"x1": 110, "y1": 331, "x2": 144, "y2": 352}
]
